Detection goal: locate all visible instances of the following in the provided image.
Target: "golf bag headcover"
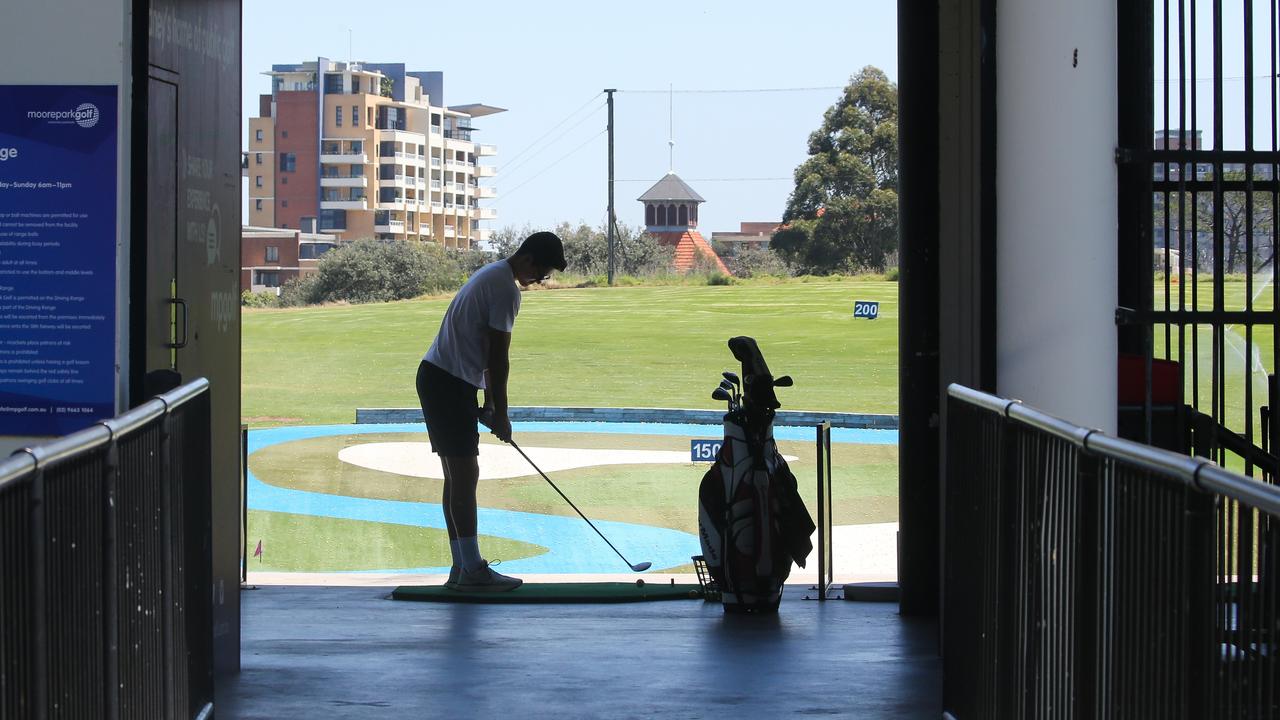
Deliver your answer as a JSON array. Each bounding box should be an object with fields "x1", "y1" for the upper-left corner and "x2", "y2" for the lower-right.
[{"x1": 699, "y1": 338, "x2": 815, "y2": 612}]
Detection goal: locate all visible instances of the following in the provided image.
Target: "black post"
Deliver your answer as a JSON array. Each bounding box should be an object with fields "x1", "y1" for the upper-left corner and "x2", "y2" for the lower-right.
[
  {"x1": 605, "y1": 88, "x2": 616, "y2": 286},
  {"x1": 897, "y1": 0, "x2": 941, "y2": 617}
]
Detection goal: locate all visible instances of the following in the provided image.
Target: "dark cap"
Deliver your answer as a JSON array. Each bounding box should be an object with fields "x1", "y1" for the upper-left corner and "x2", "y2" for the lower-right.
[{"x1": 515, "y1": 231, "x2": 567, "y2": 271}]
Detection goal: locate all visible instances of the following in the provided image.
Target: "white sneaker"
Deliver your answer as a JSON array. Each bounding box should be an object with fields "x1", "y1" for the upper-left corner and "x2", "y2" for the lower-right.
[
  {"x1": 444, "y1": 566, "x2": 460, "y2": 590},
  {"x1": 454, "y1": 561, "x2": 523, "y2": 592}
]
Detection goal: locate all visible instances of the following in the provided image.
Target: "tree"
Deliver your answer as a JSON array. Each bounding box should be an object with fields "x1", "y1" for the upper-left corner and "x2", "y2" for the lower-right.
[
  {"x1": 488, "y1": 222, "x2": 673, "y2": 277},
  {"x1": 1155, "y1": 169, "x2": 1275, "y2": 275},
  {"x1": 773, "y1": 66, "x2": 899, "y2": 273},
  {"x1": 380, "y1": 76, "x2": 394, "y2": 98}
]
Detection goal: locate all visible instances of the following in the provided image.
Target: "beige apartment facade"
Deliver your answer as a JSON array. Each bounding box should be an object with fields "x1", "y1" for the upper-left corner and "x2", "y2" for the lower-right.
[{"x1": 248, "y1": 59, "x2": 500, "y2": 249}]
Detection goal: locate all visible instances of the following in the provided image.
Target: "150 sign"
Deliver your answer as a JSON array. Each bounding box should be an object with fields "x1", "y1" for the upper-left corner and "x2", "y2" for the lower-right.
[
  {"x1": 853, "y1": 300, "x2": 880, "y2": 319},
  {"x1": 691, "y1": 439, "x2": 722, "y2": 462}
]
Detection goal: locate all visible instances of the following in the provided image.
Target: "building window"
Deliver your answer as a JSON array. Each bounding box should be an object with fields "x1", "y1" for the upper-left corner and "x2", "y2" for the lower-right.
[
  {"x1": 281, "y1": 130, "x2": 288, "y2": 139},
  {"x1": 265, "y1": 246, "x2": 279, "y2": 262},
  {"x1": 255, "y1": 199, "x2": 263, "y2": 211},
  {"x1": 255, "y1": 175, "x2": 263, "y2": 188},
  {"x1": 280, "y1": 152, "x2": 296, "y2": 172},
  {"x1": 282, "y1": 199, "x2": 288, "y2": 207},
  {"x1": 335, "y1": 105, "x2": 342, "y2": 127},
  {"x1": 281, "y1": 175, "x2": 288, "y2": 185},
  {"x1": 257, "y1": 271, "x2": 280, "y2": 288},
  {"x1": 255, "y1": 128, "x2": 263, "y2": 142},
  {"x1": 353, "y1": 106, "x2": 359, "y2": 126},
  {"x1": 352, "y1": 77, "x2": 361, "y2": 94},
  {"x1": 255, "y1": 152, "x2": 262, "y2": 165},
  {"x1": 367, "y1": 107, "x2": 373, "y2": 127}
]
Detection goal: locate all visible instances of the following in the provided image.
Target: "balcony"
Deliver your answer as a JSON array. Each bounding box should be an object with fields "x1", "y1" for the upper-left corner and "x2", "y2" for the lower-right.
[
  {"x1": 431, "y1": 157, "x2": 442, "y2": 167},
  {"x1": 320, "y1": 199, "x2": 368, "y2": 210},
  {"x1": 381, "y1": 174, "x2": 411, "y2": 188},
  {"x1": 320, "y1": 152, "x2": 367, "y2": 164},
  {"x1": 373, "y1": 219, "x2": 405, "y2": 233},
  {"x1": 376, "y1": 199, "x2": 406, "y2": 210},
  {"x1": 430, "y1": 180, "x2": 442, "y2": 190},
  {"x1": 444, "y1": 224, "x2": 456, "y2": 237},
  {"x1": 431, "y1": 201, "x2": 443, "y2": 210},
  {"x1": 474, "y1": 207, "x2": 498, "y2": 220},
  {"x1": 476, "y1": 186, "x2": 497, "y2": 199},
  {"x1": 478, "y1": 144, "x2": 497, "y2": 157},
  {"x1": 320, "y1": 176, "x2": 367, "y2": 188},
  {"x1": 476, "y1": 227, "x2": 493, "y2": 242},
  {"x1": 476, "y1": 165, "x2": 497, "y2": 177}
]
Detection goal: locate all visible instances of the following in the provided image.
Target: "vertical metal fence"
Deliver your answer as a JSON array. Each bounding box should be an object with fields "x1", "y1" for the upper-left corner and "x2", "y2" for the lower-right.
[
  {"x1": 944, "y1": 383, "x2": 1279, "y2": 719},
  {"x1": 0, "y1": 378, "x2": 213, "y2": 720}
]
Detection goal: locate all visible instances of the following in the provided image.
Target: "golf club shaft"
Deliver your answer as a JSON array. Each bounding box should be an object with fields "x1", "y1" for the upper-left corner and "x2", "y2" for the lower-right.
[{"x1": 507, "y1": 439, "x2": 644, "y2": 571}]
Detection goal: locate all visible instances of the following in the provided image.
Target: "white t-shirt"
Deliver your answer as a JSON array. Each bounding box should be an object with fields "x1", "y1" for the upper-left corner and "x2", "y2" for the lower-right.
[{"x1": 424, "y1": 259, "x2": 521, "y2": 388}]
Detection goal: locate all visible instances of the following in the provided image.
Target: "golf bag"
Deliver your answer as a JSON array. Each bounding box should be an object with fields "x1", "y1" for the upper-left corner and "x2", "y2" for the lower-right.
[{"x1": 698, "y1": 337, "x2": 815, "y2": 613}]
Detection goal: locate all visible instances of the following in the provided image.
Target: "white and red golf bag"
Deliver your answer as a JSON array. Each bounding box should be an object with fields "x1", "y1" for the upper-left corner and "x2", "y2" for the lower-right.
[{"x1": 698, "y1": 337, "x2": 814, "y2": 613}]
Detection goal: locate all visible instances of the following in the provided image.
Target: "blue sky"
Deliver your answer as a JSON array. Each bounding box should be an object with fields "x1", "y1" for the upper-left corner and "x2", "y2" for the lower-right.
[{"x1": 242, "y1": 1, "x2": 900, "y2": 239}]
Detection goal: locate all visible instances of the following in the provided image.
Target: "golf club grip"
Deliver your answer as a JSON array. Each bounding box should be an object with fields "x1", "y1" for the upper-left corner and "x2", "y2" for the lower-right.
[{"x1": 508, "y1": 440, "x2": 637, "y2": 568}]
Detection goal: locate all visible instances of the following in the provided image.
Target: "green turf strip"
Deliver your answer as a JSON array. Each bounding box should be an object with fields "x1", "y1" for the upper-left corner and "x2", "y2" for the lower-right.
[{"x1": 391, "y1": 582, "x2": 707, "y2": 604}]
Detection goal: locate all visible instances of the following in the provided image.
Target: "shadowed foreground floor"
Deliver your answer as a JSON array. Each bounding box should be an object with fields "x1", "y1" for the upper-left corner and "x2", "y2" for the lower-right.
[{"x1": 218, "y1": 584, "x2": 940, "y2": 719}]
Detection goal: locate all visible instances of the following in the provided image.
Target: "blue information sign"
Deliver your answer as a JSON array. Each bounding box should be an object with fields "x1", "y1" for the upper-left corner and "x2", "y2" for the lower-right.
[
  {"x1": 691, "y1": 439, "x2": 722, "y2": 462},
  {"x1": 0, "y1": 85, "x2": 118, "y2": 435},
  {"x1": 853, "y1": 300, "x2": 880, "y2": 319}
]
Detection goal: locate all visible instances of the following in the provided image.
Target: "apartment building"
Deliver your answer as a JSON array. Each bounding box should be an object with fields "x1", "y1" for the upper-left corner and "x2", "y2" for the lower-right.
[{"x1": 247, "y1": 58, "x2": 501, "y2": 249}]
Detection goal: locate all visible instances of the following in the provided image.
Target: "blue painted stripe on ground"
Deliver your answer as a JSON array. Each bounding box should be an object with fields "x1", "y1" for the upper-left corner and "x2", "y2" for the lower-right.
[{"x1": 246, "y1": 421, "x2": 897, "y2": 574}]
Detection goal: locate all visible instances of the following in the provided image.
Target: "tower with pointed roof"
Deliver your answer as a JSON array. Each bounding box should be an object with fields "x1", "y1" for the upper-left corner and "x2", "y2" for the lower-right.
[{"x1": 638, "y1": 173, "x2": 729, "y2": 274}]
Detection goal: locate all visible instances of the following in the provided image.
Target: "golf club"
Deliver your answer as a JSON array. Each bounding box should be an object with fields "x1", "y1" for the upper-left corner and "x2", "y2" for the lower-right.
[
  {"x1": 506, "y1": 438, "x2": 652, "y2": 573},
  {"x1": 712, "y1": 386, "x2": 734, "y2": 410},
  {"x1": 774, "y1": 375, "x2": 793, "y2": 387},
  {"x1": 722, "y1": 371, "x2": 741, "y2": 404}
]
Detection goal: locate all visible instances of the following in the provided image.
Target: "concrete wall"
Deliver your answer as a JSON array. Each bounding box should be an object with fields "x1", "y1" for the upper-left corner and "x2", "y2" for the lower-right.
[{"x1": 996, "y1": 0, "x2": 1117, "y2": 432}]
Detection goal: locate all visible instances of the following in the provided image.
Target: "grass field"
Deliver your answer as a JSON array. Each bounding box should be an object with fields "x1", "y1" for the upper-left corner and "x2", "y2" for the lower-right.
[
  {"x1": 247, "y1": 429, "x2": 897, "y2": 573},
  {"x1": 242, "y1": 279, "x2": 899, "y2": 425}
]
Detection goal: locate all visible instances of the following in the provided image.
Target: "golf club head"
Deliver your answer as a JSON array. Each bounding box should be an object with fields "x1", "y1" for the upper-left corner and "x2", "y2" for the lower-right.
[
  {"x1": 631, "y1": 562, "x2": 652, "y2": 572},
  {"x1": 774, "y1": 375, "x2": 794, "y2": 387},
  {"x1": 712, "y1": 387, "x2": 733, "y2": 403},
  {"x1": 722, "y1": 371, "x2": 741, "y2": 388},
  {"x1": 718, "y1": 379, "x2": 734, "y2": 393}
]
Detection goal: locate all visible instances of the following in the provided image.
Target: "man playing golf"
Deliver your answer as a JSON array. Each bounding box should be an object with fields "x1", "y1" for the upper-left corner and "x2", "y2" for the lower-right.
[{"x1": 417, "y1": 231, "x2": 566, "y2": 592}]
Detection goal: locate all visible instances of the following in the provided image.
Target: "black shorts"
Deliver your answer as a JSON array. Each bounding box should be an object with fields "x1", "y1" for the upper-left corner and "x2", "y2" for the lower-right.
[{"x1": 416, "y1": 360, "x2": 480, "y2": 457}]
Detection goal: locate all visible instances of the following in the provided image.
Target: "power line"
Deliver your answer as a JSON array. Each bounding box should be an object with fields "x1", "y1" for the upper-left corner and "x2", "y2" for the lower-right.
[
  {"x1": 496, "y1": 128, "x2": 606, "y2": 198},
  {"x1": 500, "y1": 92, "x2": 603, "y2": 169},
  {"x1": 618, "y1": 86, "x2": 843, "y2": 94},
  {"x1": 615, "y1": 177, "x2": 790, "y2": 183},
  {"x1": 501, "y1": 102, "x2": 606, "y2": 180}
]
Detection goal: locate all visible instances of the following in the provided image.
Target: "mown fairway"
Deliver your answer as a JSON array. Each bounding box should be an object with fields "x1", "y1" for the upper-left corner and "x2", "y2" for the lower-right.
[{"x1": 242, "y1": 279, "x2": 899, "y2": 425}]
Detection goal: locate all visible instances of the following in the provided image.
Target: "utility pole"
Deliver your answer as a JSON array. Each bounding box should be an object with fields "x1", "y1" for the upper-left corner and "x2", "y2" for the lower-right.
[{"x1": 605, "y1": 88, "x2": 616, "y2": 285}]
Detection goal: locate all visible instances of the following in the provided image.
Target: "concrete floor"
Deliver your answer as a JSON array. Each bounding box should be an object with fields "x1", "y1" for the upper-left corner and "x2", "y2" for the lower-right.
[{"x1": 217, "y1": 584, "x2": 941, "y2": 719}]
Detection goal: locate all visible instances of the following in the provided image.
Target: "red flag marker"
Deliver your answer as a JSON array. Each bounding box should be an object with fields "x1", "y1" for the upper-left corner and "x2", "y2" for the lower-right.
[{"x1": 253, "y1": 540, "x2": 263, "y2": 559}]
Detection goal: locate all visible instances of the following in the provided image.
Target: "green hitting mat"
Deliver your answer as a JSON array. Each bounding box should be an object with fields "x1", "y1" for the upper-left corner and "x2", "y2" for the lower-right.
[{"x1": 392, "y1": 582, "x2": 707, "y2": 604}]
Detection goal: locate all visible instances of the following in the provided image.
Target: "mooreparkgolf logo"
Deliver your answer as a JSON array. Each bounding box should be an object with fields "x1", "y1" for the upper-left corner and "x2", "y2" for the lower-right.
[{"x1": 26, "y1": 102, "x2": 100, "y2": 129}]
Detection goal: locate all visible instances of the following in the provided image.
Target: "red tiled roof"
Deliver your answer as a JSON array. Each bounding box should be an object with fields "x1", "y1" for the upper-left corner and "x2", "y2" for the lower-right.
[{"x1": 650, "y1": 230, "x2": 731, "y2": 275}]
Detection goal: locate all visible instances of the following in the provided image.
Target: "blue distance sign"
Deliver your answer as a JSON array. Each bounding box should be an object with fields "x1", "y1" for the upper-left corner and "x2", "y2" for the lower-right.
[
  {"x1": 0, "y1": 85, "x2": 118, "y2": 436},
  {"x1": 690, "y1": 439, "x2": 722, "y2": 462},
  {"x1": 853, "y1": 300, "x2": 880, "y2": 319}
]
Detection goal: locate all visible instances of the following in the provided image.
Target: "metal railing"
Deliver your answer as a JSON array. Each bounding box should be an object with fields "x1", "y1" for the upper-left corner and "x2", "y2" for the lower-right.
[
  {"x1": 944, "y1": 383, "x2": 1279, "y2": 719},
  {"x1": 0, "y1": 379, "x2": 214, "y2": 719}
]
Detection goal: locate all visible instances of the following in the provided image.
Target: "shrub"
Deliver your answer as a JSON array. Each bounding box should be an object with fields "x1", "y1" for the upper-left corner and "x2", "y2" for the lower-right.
[
  {"x1": 706, "y1": 272, "x2": 733, "y2": 286},
  {"x1": 240, "y1": 289, "x2": 279, "y2": 308},
  {"x1": 278, "y1": 273, "x2": 321, "y2": 307},
  {"x1": 885, "y1": 266, "x2": 900, "y2": 281},
  {"x1": 725, "y1": 246, "x2": 793, "y2": 278},
  {"x1": 310, "y1": 239, "x2": 472, "y2": 304}
]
